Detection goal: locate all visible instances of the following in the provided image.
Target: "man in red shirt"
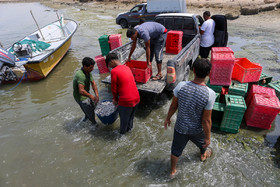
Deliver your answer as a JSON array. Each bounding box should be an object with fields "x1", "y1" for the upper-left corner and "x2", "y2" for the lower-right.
[{"x1": 105, "y1": 53, "x2": 140, "y2": 134}]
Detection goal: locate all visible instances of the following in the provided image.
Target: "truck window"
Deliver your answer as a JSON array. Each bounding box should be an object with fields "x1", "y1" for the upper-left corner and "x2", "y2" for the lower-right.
[
  {"x1": 196, "y1": 16, "x2": 204, "y2": 26},
  {"x1": 156, "y1": 18, "x2": 165, "y2": 26},
  {"x1": 174, "y1": 17, "x2": 183, "y2": 30},
  {"x1": 183, "y1": 17, "x2": 195, "y2": 30},
  {"x1": 131, "y1": 5, "x2": 143, "y2": 13},
  {"x1": 164, "y1": 17, "x2": 174, "y2": 30}
]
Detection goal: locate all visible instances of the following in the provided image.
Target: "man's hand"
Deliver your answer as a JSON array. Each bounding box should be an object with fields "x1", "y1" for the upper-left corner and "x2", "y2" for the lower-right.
[
  {"x1": 147, "y1": 61, "x2": 152, "y2": 70},
  {"x1": 164, "y1": 119, "x2": 171, "y2": 129},
  {"x1": 203, "y1": 138, "x2": 210, "y2": 148},
  {"x1": 113, "y1": 99, "x2": 118, "y2": 106},
  {"x1": 94, "y1": 96, "x2": 99, "y2": 103}
]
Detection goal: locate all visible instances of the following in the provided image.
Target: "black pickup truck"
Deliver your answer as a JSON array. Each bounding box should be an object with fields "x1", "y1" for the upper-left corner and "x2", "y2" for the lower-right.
[{"x1": 104, "y1": 13, "x2": 228, "y2": 94}]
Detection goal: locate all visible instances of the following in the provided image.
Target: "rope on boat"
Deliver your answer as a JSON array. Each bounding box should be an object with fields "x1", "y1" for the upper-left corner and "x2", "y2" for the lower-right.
[{"x1": 9, "y1": 71, "x2": 26, "y2": 91}]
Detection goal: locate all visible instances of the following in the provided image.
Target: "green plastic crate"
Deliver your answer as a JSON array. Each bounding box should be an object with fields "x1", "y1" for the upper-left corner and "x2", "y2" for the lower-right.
[
  {"x1": 98, "y1": 35, "x2": 110, "y2": 56},
  {"x1": 207, "y1": 79, "x2": 223, "y2": 93},
  {"x1": 268, "y1": 80, "x2": 280, "y2": 100},
  {"x1": 212, "y1": 102, "x2": 225, "y2": 128},
  {"x1": 220, "y1": 95, "x2": 247, "y2": 133},
  {"x1": 258, "y1": 72, "x2": 273, "y2": 86},
  {"x1": 228, "y1": 80, "x2": 248, "y2": 97},
  {"x1": 215, "y1": 93, "x2": 220, "y2": 102}
]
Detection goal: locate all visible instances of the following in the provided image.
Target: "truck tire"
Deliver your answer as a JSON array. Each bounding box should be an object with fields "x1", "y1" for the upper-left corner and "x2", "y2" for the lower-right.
[{"x1": 120, "y1": 19, "x2": 128, "y2": 28}]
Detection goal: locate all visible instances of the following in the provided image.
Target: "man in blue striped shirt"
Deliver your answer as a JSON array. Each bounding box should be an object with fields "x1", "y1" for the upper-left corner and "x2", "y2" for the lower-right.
[{"x1": 164, "y1": 58, "x2": 216, "y2": 176}]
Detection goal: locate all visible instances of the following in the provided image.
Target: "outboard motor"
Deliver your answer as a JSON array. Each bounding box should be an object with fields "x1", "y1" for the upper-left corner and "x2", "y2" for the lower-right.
[
  {"x1": 0, "y1": 47, "x2": 17, "y2": 85},
  {"x1": 12, "y1": 42, "x2": 32, "y2": 58}
]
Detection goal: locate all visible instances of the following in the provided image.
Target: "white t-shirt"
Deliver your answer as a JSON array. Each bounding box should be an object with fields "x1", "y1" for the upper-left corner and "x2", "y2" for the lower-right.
[{"x1": 200, "y1": 19, "x2": 215, "y2": 47}]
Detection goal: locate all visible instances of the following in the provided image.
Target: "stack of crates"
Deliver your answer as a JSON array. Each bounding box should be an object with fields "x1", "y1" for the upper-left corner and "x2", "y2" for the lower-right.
[
  {"x1": 228, "y1": 80, "x2": 248, "y2": 97},
  {"x1": 268, "y1": 80, "x2": 280, "y2": 100},
  {"x1": 232, "y1": 58, "x2": 262, "y2": 83},
  {"x1": 94, "y1": 55, "x2": 109, "y2": 74},
  {"x1": 245, "y1": 94, "x2": 280, "y2": 129},
  {"x1": 109, "y1": 34, "x2": 122, "y2": 50},
  {"x1": 98, "y1": 35, "x2": 110, "y2": 56},
  {"x1": 166, "y1": 31, "x2": 183, "y2": 54},
  {"x1": 209, "y1": 52, "x2": 235, "y2": 86},
  {"x1": 220, "y1": 95, "x2": 247, "y2": 133}
]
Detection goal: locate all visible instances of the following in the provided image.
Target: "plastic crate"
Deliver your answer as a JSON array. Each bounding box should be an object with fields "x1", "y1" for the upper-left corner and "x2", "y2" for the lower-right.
[
  {"x1": 166, "y1": 31, "x2": 183, "y2": 54},
  {"x1": 258, "y1": 72, "x2": 273, "y2": 86},
  {"x1": 268, "y1": 80, "x2": 280, "y2": 100},
  {"x1": 246, "y1": 84, "x2": 276, "y2": 106},
  {"x1": 207, "y1": 79, "x2": 223, "y2": 93},
  {"x1": 98, "y1": 35, "x2": 110, "y2": 56},
  {"x1": 232, "y1": 58, "x2": 262, "y2": 83},
  {"x1": 219, "y1": 87, "x2": 229, "y2": 103},
  {"x1": 211, "y1": 47, "x2": 234, "y2": 59},
  {"x1": 109, "y1": 34, "x2": 122, "y2": 50},
  {"x1": 212, "y1": 102, "x2": 225, "y2": 128},
  {"x1": 228, "y1": 80, "x2": 248, "y2": 97},
  {"x1": 94, "y1": 55, "x2": 109, "y2": 74},
  {"x1": 215, "y1": 93, "x2": 220, "y2": 102},
  {"x1": 220, "y1": 95, "x2": 247, "y2": 133},
  {"x1": 245, "y1": 94, "x2": 280, "y2": 129},
  {"x1": 125, "y1": 60, "x2": 152, "y2": 83},
  {"x1": 209, "y1": 53, "x2": 235, "y2": 86}
]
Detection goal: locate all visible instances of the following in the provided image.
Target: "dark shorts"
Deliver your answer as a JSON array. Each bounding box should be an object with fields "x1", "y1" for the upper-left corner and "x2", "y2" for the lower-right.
[
  {"x1": 199, "y1": 46, "x2": 212, "y2": 59},
  {"x1": 77, "y1": 98, "x2": 97, "y2": 124},
  {"x1": 118, "y1": 104, "x2": 138, "y2": 134},
  {"x1": 171, "y1": 130, "x2": 206, "y2": 157},
  {"x1": 150, "y1": 32, "x2": 167, "y2": 64}
]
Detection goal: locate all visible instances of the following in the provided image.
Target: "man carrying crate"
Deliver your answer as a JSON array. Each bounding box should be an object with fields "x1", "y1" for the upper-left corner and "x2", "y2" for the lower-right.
[
  {"x1": 106, "y1": 53, "x2": 140, "y2": 134},
  {"x1": 126, "y1": 22, "x2": 167, "y2": 80},
  {"x1": 164, "y1": 58, "x2": 216, "y2": 176}
]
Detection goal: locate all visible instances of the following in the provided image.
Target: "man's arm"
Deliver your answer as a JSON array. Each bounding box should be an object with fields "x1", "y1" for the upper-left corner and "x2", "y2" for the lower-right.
[
  {"x1": 164, "y1": 96, "x2": 178, "y2": 129},
  {"x1": 128, "y1": 39, "x2": 137, "y2": 61},
  {"x1": 201, "y1": 109, "x2": 212, "y2": 148},
  {"x1": 145, "y1": 40, "x2": 151, "y2": 66},
  {"x1": 78, "y1": 84, "x2": 96, "y2": 102},
  {"x1": 91, "y1": 80, "x2": 99, "y2": 103},
  {"x1": 110, "y1": 72, "x2": 118, "y2": 105}
]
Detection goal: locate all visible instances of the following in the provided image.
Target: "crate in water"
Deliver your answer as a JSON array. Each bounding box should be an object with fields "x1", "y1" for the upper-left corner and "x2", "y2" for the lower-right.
[
  {"x1": 245, "y1": 94, "x2": 280, "y2": 129},
  {"x1": 246, "y1": 84, "x2": 276, "y2": 106},
  {"x1": 228, "y1": 80, "x2": 248, "y2": 97},
  {"x1": 95, "y1": 100, "x2": 118, "y2": 125},
  {"x1": 258, "y1": 72, "x2": 273, "y2": 86},
  {"x1": 212, "y1": 102, "x2": 225, "y2": 128},
  {"x1": 207, "y1": 79, "x2": 223, "y2": 93},
  {"x1": 166, "y1": 30, "x2": 183, "y2": 54},
  {"x1": 94, "y1": 55, "x2": 109, "y2": 74},
  {"x1": 109, "y1": 34, "x2": 122, "y2": 50},
  {"x1": 220, "y1": 95, "x2": 247, "y2": 133},
  {"x1": 125, "y1": 60, "x2": 152, "y2": 83},
  {"x1": 98, "y1": 35, "x2": 110, "y2": 56},
  {"x1": 268, "y1": 80, "x2": 280, "y2": 100},
  {"x1": 232, "y1": 58, "x2": 262, "y2": 83},
  {"x1": 209, "y1": 53, "x2": 235, "y2": 86}
]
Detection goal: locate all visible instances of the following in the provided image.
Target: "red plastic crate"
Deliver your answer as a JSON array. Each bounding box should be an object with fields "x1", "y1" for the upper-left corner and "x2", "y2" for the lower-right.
[
  {"x1": 245, "y1": 84, "x2": 276, "y2": 105},
  {"x1": 125, "y1": 60, "x2": 152, "y2": 83},
  {"x1": 109, "y1": 34, "x2": 122, "y2": 50},
  {"x1": 94, "y1": 55, "x2": 109, "y2": 74},
  {"x1": 232, "y1": 58, "x2": 262, "y2": 83},
  {"x1": 245, "y1": 94, "x2": 280, "y2": 129},
  {"x1": 211, "y1": 47, "x2": 234, "y2": 59},
  {"x1": 209, "y1": 53, "x2": 235, "y2": 86},
  {"x1": 166, "y1": 31, "x2": 183, "y2": 54}
]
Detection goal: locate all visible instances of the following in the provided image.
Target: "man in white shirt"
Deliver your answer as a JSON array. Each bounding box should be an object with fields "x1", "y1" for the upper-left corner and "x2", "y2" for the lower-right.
[{"x1": 199, "y1": 11, "x2": 215, "y2": 58}]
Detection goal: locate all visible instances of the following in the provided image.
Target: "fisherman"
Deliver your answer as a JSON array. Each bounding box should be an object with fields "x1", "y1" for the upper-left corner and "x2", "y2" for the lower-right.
[
  {"x1": 73, "y1": 57, "x2": 99, "y2": 125},
  {"x1": 164, "y1": 58, "x2": 215, "y2": 176},
  {"x1": 126, "y1": 21, "x2": 167, "y2": 80},
  {"x1": 199, "y1": 11, "x2": 215, "y2": 58},
  {"x1": 105, "y1": 53, "x2": 140, "y2": 134}
]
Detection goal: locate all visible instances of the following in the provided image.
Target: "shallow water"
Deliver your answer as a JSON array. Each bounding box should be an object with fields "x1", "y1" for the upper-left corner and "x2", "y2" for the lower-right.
[{"x1": 0, "y1": 2, "x2": 279, "y2": 186}]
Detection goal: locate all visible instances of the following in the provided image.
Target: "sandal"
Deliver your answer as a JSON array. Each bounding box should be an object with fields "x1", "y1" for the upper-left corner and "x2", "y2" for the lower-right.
[
  {"x1": 201, "y1": 148, "x2": 212, "y2": 162},
  {"x1": 152, "y1": 74, "x2": 163, "y2": 81}
]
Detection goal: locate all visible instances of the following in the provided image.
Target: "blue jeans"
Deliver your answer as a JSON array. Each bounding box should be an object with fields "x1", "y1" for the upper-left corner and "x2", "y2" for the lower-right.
[
  {"x1": 118, "y1": 104, "x2": 138, "y2": 134},
  {"x1": 77, "y1": 98, "x2": 97, "y2": 124}
]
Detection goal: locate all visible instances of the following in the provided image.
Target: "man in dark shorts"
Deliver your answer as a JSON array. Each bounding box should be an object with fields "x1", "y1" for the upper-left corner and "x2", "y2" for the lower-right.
[
  {"x1": 199, "y1": 11, "x2": 215, "y2": 58},
  {"x1": 126, "y1": 22, "x2": 167, "y2": 80},
  {"x1": 73, "y1": 57, "x2": 99, "y2": 124},
  {"x1": 106, "y1": 53, "x2": 140, "y2": 134},
  {"x1": 164, "y1": 58, "x2": 216, "y2": 176}
]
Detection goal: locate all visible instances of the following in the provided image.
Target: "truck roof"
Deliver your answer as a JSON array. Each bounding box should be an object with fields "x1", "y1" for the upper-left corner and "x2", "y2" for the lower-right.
[{"x1": 156, "y1": 13, "x2": 196, "y2": 17}]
